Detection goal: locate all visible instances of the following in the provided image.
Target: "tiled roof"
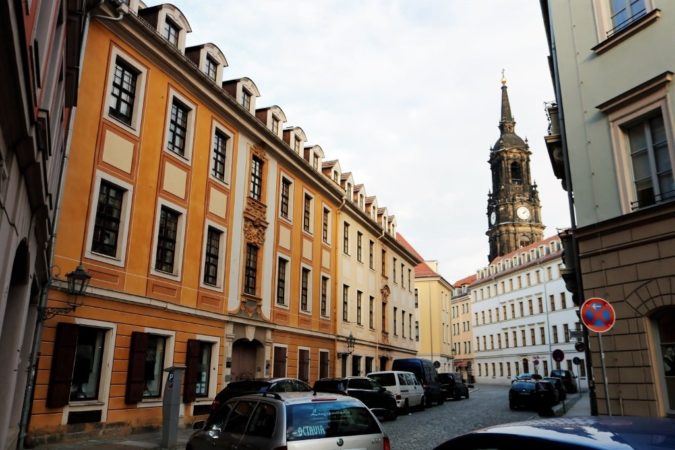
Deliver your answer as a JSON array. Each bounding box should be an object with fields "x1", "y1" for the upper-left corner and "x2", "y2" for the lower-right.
[
  {"x1": 489, "y1": 235, "x2": 560, "y2": 265},
  {"x1": 396, "y1": 233, "x2": 446, "y2": 281},
  {"x1": 453, "y1": 274, "x2": 477, "y2": 287}
]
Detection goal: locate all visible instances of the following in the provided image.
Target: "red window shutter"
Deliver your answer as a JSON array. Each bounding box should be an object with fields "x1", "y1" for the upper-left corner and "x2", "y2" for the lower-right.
[
  {"x1": 183, "y1": 339, "x2": 200, "y2": 403},
  {"x1": 125, "y1": 332, "x2": 148, "y2": 404},
  {"x1": 46, "y1": 323, "x2": 79, "y2": 408}
]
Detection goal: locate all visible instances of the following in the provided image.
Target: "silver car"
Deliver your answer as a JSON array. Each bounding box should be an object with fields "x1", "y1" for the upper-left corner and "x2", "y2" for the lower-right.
[{"x1": 187, "y1": 391, "x2": 391, "y2": 450}]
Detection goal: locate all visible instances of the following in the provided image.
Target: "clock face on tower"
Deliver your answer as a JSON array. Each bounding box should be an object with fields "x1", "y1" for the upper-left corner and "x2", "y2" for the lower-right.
[
  {"x1": 517, "y1": 206, "x2": 531, "y2": 220},
  {"x1": 490, "y1": 211, "x2": 496, "y2": 224}
]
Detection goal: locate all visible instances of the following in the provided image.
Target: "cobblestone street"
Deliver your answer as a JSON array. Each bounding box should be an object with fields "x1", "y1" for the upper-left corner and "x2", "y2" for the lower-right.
[{"x1": 381, "y1": 384, "x2": 538, "y2": 450}]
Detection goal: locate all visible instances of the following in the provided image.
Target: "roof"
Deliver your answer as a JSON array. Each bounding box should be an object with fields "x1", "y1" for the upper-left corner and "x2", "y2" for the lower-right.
[
  {"x1": 453, "y1": 274, "x2": 477, "y2": 287},
  {"x1": 396, "y1": 233, "x2": 451, "y2": 284},
  {"x1": 488, "y1": 235, "x2": 559, "y2": 266}
]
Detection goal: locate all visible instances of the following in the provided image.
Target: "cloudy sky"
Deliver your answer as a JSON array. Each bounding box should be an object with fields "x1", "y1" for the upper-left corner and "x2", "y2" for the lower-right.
[{"x1": 167, "y1": 0, "x2": 570, "y2": 283}]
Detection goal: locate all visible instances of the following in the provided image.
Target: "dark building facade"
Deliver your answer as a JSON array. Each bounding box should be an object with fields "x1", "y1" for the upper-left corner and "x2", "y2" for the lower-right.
[{"x1": 486, "y1": 78, "x2": 545, "y2": 262}]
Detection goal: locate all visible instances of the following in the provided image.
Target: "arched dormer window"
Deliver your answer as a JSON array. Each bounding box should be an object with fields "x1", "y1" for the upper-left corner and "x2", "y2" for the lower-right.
[
  {"x1": 222, "y1": 77, "x2": 260, "y2": 113},
  {"x1": 282, "y1": 126, "x2": 306, "y2": 154},
  {"x1": 139, "y1": 4, "x2": 192, "y2": 53},
  {"x1": 255, "y1": 105, "x2": 286, "y2": 138},
  {"x1": 185, "y1": 43, "x2": 227, "y2": 83},
  {"x1": 304, "y1": 145, "x2": 324, "y2": 171},
  {"x1": 511, "y1": 161, "x2": 522, "y2": 184}
]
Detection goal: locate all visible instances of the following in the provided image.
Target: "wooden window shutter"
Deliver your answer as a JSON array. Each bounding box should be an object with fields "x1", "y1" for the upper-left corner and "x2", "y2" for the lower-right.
[
  {"x1": 125, "y1": 331, "x2": 148, "y2": 404},
  {"x1": 183, "y1": 339, "x2": 200, "y2": 403},
  {"x1": 46, "y1": 322, "x2": 79, "y2": 408}
]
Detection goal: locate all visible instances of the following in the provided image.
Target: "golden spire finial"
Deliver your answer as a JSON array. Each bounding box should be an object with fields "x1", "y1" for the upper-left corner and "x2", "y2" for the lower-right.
[{"x1": 501, "y1": 69, "x2": 507, "y2": 86}]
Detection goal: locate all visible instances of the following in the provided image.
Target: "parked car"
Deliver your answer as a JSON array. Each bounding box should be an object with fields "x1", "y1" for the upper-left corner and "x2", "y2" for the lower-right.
[
  {"x1": 188, "y1": 392, "x2": 390, "y2": 450},
  {"x1": 543, "y1": 376, "x2": 567, "y2": 401},
  {"x1": 550, "y1": 369, "x2": 578, "y2": 393},
  {"x1": 367, "y1": 370, "x2": 425, "y2": 412},
  {"x1": 210, "y1": 378, "x2": 311, "y2": 412},
  {"x1": 434, "y1": 416, "x2": 675, "y2": 450},
  {"x1": 512, "y1": 372, "x2": 543, "y2": 382},
  {"x1": 508, "y1": 380, "x2": 557, "y2": 412},
  {"x1": 313, "y1": 377, "x2": 398, "y2": 421},
  {"x1": 437, "y1": 372, "x2": 469, "y2": 400},
  {"x1": 538, "y1": 379, "x2": 560, "y2": 405},
  {"x1": 391, "y1": 358, "x2": 444, "y2": 406}
]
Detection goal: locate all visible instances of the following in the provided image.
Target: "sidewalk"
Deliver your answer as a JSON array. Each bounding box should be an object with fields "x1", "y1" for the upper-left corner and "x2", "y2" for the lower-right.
[
  {"x1": 553, "y1": 390, "x2": 592, "y2": 417},
  {"x1": 31, "y1": 427, "x2": 194, "y2": 450}
]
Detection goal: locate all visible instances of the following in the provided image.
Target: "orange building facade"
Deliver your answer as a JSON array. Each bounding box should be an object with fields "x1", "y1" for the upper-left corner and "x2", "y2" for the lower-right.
[{"x1": 27, "y1": 1, "x2": 415, "y2": 444}]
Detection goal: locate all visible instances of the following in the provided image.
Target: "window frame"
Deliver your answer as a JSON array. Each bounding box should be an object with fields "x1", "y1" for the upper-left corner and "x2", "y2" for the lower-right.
[
  {"x1": 302, "y1": 191, "x2": 314, "y2": 234},
  {"x1": 249, "y1": 155, "x2": 264, "y2": 202},
  {"x1": 279, "y1": 176, "x2": 293, "y2": 221},
  {"x1": 200, "y1": 221, "x2": 227, "y2": 291},
  {"x1": 103, "y1": 48, "x2": 147, "y2": 135},
  {"x1": 299, "y1": 265, "x2": 312, "y2": 314},
  {"x1": 162, "y1": 16, "x2": 180, "y2": 46},
  {"x1": 209, "y1": 122, "x2": 234, "y2": 185},
  {"x1": 276, "y1": 255, "x2": 290, "y2": 308},
  {"x1": 85, "y1": 171, "x2": 134, "y2": 267},
  {"x1": 187, "y1": 335, "x2": 220, "y2": 405},
  {"x1": 244, "y1": 243, "x2": 259, "y2": 296},
  {"x1": 163, "y1": 89, "x2": 196, "y2": 163},
  {"x1": 137, "y1": 328, "x2": 176, "y2": 407},
  {"x1": 322, "y1": 206, "x2": 331, "y2": 244},
  {"x1": 320, "y1": 274, "x2": 330, "y2": 318},
  {"x1": 150, "y1": 199, "x2": 187, "y2": 280}
]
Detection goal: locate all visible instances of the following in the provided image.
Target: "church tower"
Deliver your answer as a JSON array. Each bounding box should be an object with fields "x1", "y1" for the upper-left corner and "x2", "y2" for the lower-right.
[{"x1": 486, "y1": 75, "x2": 544, "y2": 262}]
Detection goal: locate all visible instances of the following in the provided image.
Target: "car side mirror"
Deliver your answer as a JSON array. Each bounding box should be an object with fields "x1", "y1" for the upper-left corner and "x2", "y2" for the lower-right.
[{"x1": 193, "y1": 420, "x2": 205, "y2": 430}]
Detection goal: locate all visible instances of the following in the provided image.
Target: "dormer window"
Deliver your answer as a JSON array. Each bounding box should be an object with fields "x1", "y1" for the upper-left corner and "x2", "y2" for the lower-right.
[
  {"x1": 163, "y1": 18, "x2": 180, "y2": 46},
  {"x1": 294, "y1": 137, "x2": 301, "y2": 153},
  {"x1": 312, "y1": 154, "x2": 319, "y2": 171},
  {"x1": 272, "y1": 117, "x2": 280, "y2": 135},
  {"x1": 242, "y1": 89, "x2": 251, "y2": 111},
  {"x1": 359, "y1": 195, "x2": 364, "y2": 209},
  {"x1": 333, "y1": 171, "x2": 339, "y2": 182},
  {"x1": 205, "y1": 56, "x2": 217, "y2": 81}
]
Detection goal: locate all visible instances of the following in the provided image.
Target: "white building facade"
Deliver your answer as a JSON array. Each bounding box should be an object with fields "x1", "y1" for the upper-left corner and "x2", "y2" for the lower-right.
[{"x1": 472, "y1": 236, "x2": 586, "y2": 386}]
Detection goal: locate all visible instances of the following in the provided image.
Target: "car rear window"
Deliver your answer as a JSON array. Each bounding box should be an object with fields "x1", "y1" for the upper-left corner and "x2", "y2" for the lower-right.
[
  {"x1": 286, "y1": 401, "x2": 381, "y2": 441},
  {"x1": 314, "y1": 380, "x2": 346, "y2": 392},
  {"x1": 226, "y1": 381, "x2": 269, "y2": 392},
  {"x1": 512, "y1": 382, "x2": 535, "y2": 391},
  {"x1": 369, "y1": 373, "x2": 395, "y2": 386}
]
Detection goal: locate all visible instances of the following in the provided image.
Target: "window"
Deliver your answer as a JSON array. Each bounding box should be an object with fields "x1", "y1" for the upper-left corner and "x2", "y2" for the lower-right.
[
  {"x1": 249, "y1": 156, "x2": 263, "y2": 201},
  {"x1": 609, "y1": 0, "x2": 647, "y2": 34},
  {"x1": 294, "y1": 137, "x2": 301, "y2": 153},
  {"x1": 528, "y1": 299, "x2": 533, "y2": 315},
  {"x1": 272, "y1": 117, "x2": 280, "y2": 135},
  {"x1": 564, "y1": 324, "x2": 570, "y2": 342},
  {"x1": 416, "y1": 289, "x2": 419, "y2": 308},
  {"x1": 277, "y1": 258, "x2": 288, "y2": 306},
  {"x1": 211, "y1": 130, "x2": 229, "y2": 182},
  {"x1": 356, "y1": 291, "x2": 362, "y2": 325},
  {"x1": 300, "y1": 267, "x2": 310, "y2": 312},
  {"x1": 538, "y1": 297, "x2": 543, "y2": 314},
  {"x1": 342, "y1": 285, "x2": 349, "y2": 322},
  {"x1": 273, "y1": 346, "x2": 287, "y2": 378},
  {"x1": 552, "y1": 325, "x2": 559, "y2": 344},
  {"x1": 521, "y1": 330, "x2": 526, "y2": 347},
  {"x1": 626, "y1": 114, "x2": 673, "y2": 209},
  {"x1": 550, "y1": 294, "x2": 556, "y2": 311},
  {"x1": 540, "y1": 327, "x2": 546, "y2": 345},
  {"x1": 205, "y1": 56, "x2": 218, "y2": 81},
  {"x1": 369, "y1": 241, "x2": 374, "y2": 269},
  {"x1": 127, "y1": 332, "x2": 167, "y2": 401},
  {"x1": 155, "y1": 206, "x2": 180, "y2": 274},
  {"x1": 242, "y1": 89, "x2": 251, "y2": 110},
  {"x1": 343, "y1": 222, "x2": 350, "y2": 254},
  {"x1": 320, "y1": 276, "x2": 329, "y2": 317},
  {"x1": 401, "y1": 310, "x2": 406, "y2": 338},
  {"x1": 400, "y1": 263, "x2": 404, "y2": 286},
  {"x1": 530, "y1": 328, "x2": 536, "y2": 346},
  {"x1": 381, "y1": 250, "x2": 386, "y2": 275},
  {"x1": 319, "y1": 351, "x2": 329, "y2": 379},
  {"x1": 357, "y1": 232, "x2": 362, "y2": 262},
  {"x1": 393, "y1": 257, "x2": 397, "y2": 282},
  {"x1": 203, "y1": 227, "x2": 222, "y2": 287},
  {"x1": 505, "y1": 332, "x2": 509, "y2": 348},
  {"x1": 369, "y1": 296, "x2": 374, "y2": 328},
  {"x1": 280, "y1": 178, "x2": 291, "y2": 219},
  {"x1": 519, "y1": 301, "x2": 524, "y2": 317},
  {"x1": 108, "y1": 58, "x2": 137, "y2": 125},
  {"x1": 92, "y1": 180, "x2": 126, "y2": 257},
  {"x1": 162, "y1": 17, "x2": 179, "y2": 46},
  {"x1": 322, "y1": 207, "x2": 330, "y2": 242},
  {"x1": 415, "y1": 321, "x2": 419, "y2": 341},
  {"x1": 303, "y1": 194, "x2": 312, "y2": 232},
  {"x1": 408, "y1": 269, "x2": 411, "y2": 291},
  {"x1": 186, "y1": 340, "x2": 214, "y2": 399},
  {"x1": 167, "y1": 98, "x2": 190, "y2": 157},
  {"x1": 298, "y1": 349, "x2": 309, "y2": 383},
  {"x1": 393, "y1": 307, "x2": 398, "y2": 335},
  {"x1": 244, "y1": 244, "x2": 258, "y2": 295},
  {"x1": 561, "y1": 292, "x2": 567, "y2": 309}
]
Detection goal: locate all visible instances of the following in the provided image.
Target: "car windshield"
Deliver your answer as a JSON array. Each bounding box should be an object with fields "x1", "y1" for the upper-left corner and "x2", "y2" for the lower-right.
[
  {"x1": 286, "y1": 401, "x2": 381, "y2": 441},
  {"x1": 369, "y1": 373, "x2": 395, "y2": 386}
]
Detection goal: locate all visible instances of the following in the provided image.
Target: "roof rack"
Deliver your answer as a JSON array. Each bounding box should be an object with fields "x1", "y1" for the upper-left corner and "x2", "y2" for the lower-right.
[{"x1": 261, "y1": 392, "x2": 282, "y2": 400}]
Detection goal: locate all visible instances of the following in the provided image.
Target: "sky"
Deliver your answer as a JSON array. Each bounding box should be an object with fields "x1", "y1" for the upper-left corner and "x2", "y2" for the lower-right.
[{"x1": 166, "y1": 0, "x2": 570, "y2": 283}]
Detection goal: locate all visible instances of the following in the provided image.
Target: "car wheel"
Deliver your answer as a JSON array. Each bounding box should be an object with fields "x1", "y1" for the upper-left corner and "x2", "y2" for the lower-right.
[
  {"x1": 418, "y1": 396, "x2": 426, "y2": 411},
  {"x1": 403, "y1": 399, "x2": 410, "y2": 415}
]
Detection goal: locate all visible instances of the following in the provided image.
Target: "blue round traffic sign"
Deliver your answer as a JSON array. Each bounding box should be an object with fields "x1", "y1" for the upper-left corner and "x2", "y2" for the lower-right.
[{"x1": 580, "y1": 297, "x2": 616, "y2": 333}]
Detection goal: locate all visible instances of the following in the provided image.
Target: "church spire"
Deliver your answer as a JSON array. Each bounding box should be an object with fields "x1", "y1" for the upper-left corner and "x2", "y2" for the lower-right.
[{"x1": 499, "y1": 70, "x2": 515, "y2": 135}]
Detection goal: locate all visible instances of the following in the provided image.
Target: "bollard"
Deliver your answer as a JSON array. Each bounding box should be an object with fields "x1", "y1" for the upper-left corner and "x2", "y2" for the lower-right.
[{"x1": 161, "y1": 366, "x2": 185, "y2": 449}]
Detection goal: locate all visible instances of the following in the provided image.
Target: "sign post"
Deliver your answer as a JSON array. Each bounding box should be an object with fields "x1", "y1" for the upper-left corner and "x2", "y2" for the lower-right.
[{"x1": 580, "y1": 297, "x2": 616, "y2": 416}]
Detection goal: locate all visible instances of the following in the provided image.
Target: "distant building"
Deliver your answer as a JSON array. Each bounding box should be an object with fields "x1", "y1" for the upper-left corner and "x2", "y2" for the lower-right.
[
  {"x1": 451, "y1": 275, "x2": 476, "y2": 383},
  {"x1": 542, "y1": 0, "x2": 675, "y2": 416},
  {"x1": 472, "y1": 236, "x2": 582, "y2": 386}
]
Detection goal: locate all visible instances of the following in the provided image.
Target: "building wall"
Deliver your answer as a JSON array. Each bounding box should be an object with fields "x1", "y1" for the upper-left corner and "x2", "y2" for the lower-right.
[
  {"x1": 416, "y1": 278, "x2": 453, "y2": 372},
  {"x1": 451, "y1": 289, "x2": 474, "y2": 381},
  {"x1": 472, "y1": 239, "x2": 581, "y2": 386}
]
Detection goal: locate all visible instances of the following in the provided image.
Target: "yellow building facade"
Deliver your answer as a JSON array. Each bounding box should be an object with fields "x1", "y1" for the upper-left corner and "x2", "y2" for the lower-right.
[{"x1": 451, "y1": 275, "x2": 476, "y2": 383}]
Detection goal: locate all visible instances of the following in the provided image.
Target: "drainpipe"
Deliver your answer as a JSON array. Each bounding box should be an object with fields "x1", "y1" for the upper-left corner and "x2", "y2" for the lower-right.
[{"x1": 543, "y1": 0, "x2": 597, "y2": 415}]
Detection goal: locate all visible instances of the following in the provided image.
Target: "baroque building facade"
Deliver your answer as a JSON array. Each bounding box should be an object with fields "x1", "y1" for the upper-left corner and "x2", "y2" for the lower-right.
[
  {"x1": 451, "y1": 275, "x2": 476, "y2": 383},
  {"x1": 486, "y1": 79, "x2": 544, "y2": 262},
  {"x1": 542, "y1": 0, "x2": 675, "y2": 417},
  {"x1": 25, "y1": 0, "x2": 418, "y2": 444}
]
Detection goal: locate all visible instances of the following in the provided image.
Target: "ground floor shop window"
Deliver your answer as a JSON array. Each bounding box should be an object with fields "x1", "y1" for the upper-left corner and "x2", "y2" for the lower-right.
[
  {"x1": 126, "y1": 332, "x2": 168, "y2": 403},
  {"x1": 655, "y1": 308, "x2": 675, "y2": 412},
  {"x1": 184, "y1": 339, "x2": 214, "y2": 402},
  {"x1": 273, "y1": 346, "x2": 287, "y2": 378}
]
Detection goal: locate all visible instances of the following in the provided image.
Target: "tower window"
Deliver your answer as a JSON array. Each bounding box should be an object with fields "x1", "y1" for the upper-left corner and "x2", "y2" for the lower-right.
[{"x1": 510, "y1": 161, "x2": 522, "y2": 184}]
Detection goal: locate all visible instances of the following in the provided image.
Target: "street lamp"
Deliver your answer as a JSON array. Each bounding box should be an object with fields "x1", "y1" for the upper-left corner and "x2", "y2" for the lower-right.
[
  {"x1": 337, "y1": 332, "x2": 356, "y2": 359},
  {"x1": 39, "y1": 263, "x2": 91, "y2": 321}
]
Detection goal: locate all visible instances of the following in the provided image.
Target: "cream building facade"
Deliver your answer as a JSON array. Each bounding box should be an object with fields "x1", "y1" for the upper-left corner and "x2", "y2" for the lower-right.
[{"x1": 451, "y1": 275, "x2": 476, "y2": 383}]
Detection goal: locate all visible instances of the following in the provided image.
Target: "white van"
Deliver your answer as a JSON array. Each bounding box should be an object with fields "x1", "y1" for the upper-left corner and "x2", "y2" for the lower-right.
[{"x1": 367, "y1": 370, "x2": 425, "y2": 412}]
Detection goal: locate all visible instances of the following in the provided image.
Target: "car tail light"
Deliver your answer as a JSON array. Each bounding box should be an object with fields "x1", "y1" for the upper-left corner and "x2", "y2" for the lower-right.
[{"x1": 383, "y1": 436, "x2": 391, "y2": 450}]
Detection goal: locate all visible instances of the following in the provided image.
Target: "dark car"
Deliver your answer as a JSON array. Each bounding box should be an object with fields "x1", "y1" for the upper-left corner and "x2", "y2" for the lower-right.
[
  {"x1": 391, "y1": 358, "x2": 444, "y2": 406},
  {"x1": 550, "y1": 369, "x2": 578, "y2": 393},
  {"x1": 313, "y1": 376, "x2": 398, "y2": 420},
  {"x1": 434, "y1": 416, "x2": 675, "y2": 450},
  {"x1": 508, "y1": 380, "x2": 557, "y2": 413},
  {"x1": 543, "y1": 376, "x2": 567, "y2": 401},
  {"x1": 189, "y1": 392, "x2": 390, "y2": 450},
  {"x1": 210, "y1": 378, "x2": 311, "y2": 412},
  {"x1": 437, "y1": 372, "x2": 469, "y2": 400},
  {"x1": 512, "y1": 372, "x2": 543, "y2": 382}
]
